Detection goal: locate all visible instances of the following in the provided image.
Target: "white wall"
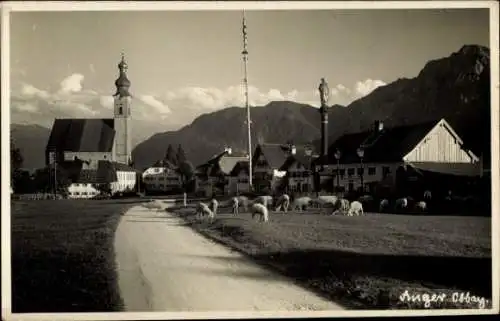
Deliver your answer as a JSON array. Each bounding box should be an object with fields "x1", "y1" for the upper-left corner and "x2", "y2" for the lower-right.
[
  {"x1": 68, "y1": 183, "x2": 100, "y2": 199},
  {"x1": 112, "y1": 170, "x2": 136, "y2": 194}
]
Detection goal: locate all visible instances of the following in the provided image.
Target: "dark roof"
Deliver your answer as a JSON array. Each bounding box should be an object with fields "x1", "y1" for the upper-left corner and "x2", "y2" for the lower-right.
[
  {"x1": 46, "y1": 118, "x2": 115, "y2": 153},
  {"x1": 112, "y1": 162, "x2": 138, "y2": 172},
  {"x1": 279, "y1": 153, "x2": 312, "y2": 171},
  {"x1": 322, "y1": 120, "x2": 439, "y2": 164},
  {"x1": 253, "y1": 144, "x2": 289, "y2": 169},
  {"x1": 229, "y1": 160, "x2": 249, "y2": 176}
]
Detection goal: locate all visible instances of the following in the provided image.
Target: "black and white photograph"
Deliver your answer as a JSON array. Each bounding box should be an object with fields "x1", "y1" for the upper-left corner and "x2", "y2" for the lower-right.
[{"x1": 2, "y1": 1, "x2": 499, "y2": 319}]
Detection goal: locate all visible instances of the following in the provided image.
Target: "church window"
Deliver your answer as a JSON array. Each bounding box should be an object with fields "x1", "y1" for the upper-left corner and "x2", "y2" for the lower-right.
[{"x1": 119, "y1": 107, "x2": 123, "y2": 115}]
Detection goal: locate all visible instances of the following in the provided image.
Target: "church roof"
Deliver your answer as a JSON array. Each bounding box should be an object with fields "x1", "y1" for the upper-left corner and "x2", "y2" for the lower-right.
[{"x1": 46, "y1": 118, "x2": 115, "y2": 153}]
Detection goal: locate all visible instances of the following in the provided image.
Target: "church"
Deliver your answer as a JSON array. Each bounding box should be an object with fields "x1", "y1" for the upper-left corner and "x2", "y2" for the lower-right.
[
  {"x1": 46, "y1": 54, "x2": 133, "y2": 168},
  {"x1": 45, "y1": 54, "x2": 138, "y2": 198}
]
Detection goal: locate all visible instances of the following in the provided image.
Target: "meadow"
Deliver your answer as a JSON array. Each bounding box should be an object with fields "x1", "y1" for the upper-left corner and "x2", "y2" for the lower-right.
[
  {"x1": 10, "y1": 199, "x2": 140, "y2": 313},
  {"x1": 174, "y1": 205, "x2": 492, "y2": 310}
]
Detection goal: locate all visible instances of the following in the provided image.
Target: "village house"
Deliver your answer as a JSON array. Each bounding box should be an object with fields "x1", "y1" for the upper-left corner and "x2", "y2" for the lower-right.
[
  {"x1": 252, "y1": 143, "x2": 314, "y2": 194},
  {"x1": 317, "y1": 119, "x2": 480, "y2": 197},
  {"x1": 194, "y1": 148, "x2": 248, "y2": 197},
  {"x1": 142, "y1": 160, "x2": 183, "y2": 194},
  {"x1": 227, "y1": 160, "x2": 251, "y2": 195}
]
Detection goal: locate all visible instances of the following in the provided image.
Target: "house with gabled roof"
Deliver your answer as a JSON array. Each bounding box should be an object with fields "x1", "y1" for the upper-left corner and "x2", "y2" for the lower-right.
[
  {"x1": 251, "y1": 143, "x2": 315, "y2": 194},
  {"x1": 318, "y1": 119, "x2": 480, "y2": 196},
  {"x1": 142, "y1": 160, "x2": 182, "y2": 194},
  {"x1": 227, "y1": 160, "x2": 250, "y2": 195},
  {"x1": 194, "y1": 148, "x2": 248, "y2": 197}
]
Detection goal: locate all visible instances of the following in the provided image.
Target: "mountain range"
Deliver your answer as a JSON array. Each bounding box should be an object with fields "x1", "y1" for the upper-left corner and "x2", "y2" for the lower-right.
[{"x1": 10, "y1": 44, "x2": 491, "y2": 172}]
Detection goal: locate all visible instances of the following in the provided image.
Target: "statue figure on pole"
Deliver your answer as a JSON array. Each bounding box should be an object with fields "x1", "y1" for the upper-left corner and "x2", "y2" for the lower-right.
[{"x1": 319, "y1": 77, "x2": 330, "y2": 107}]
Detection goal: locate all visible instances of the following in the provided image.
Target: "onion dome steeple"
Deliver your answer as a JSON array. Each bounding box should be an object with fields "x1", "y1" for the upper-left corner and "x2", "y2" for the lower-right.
[{"x1": 114, "y1": 52, "x2": 131, "y2": 97}]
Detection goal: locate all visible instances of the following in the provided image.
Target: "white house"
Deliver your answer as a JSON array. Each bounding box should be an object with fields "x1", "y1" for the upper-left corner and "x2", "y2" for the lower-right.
[
  {"x1": 142, "y1": 162, "x2": 183, "y2": 193},
  {"x1": 318, "y1": 119, "x2": 480, "y2": 195},
  {"x1": 66, "y1": 160, "x2": 137, "y2": 199}
]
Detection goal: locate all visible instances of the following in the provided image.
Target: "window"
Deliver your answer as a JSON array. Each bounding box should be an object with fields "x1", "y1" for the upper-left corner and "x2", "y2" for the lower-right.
[
  {"x1": 347, "y1": 168, "x2": 355, "y2": 176},
  {"x1": 75, "y1": 192, "x2": 80, "y2": 195},
  {"x1": 368, "y1": 167, "x2": 376, "y2": 176},
  {"x1": 82, "y1": 192, "x2": 88, "y2": 195},
  {"x1": 382, "y1": 166, "x2": 391, "y2": 178},
  {"x1": 339, "y1": 169, "x2": 346, "y2": 177},
  {"x1": 118, "y1": 106, "x2": 123, "y2": 115}
]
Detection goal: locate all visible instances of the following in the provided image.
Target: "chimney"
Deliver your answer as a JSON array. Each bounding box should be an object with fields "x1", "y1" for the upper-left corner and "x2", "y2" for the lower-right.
[{"x1": 374, "y1": 120, "x2": 384, "y2": 132}]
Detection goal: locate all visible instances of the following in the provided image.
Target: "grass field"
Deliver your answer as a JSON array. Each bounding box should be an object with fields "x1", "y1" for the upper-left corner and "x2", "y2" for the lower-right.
[
  {"x1": 174, "y1": 206, "x2": 492, "y2": 310},
  {"x1": 10, "y1": 199, "x2": 141, "y2": 313}
]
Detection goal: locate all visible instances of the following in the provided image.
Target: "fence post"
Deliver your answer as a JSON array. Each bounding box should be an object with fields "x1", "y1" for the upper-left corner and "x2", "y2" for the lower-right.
[{"x1": 183, "y1": 192, "x2": 187, "y2": 207}]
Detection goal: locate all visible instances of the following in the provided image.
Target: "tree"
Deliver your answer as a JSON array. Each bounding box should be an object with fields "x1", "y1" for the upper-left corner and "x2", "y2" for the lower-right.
[
  {"x1": 165, "y1": 144, "x2": 177, "y2": 166},
  {"x1": 10, "y1": 138, "x2": 24, "y2": 189},
  {"x1": 95, "y1": 182, "x2": 112, "y2": 197},
  {"x1": 176, "y1": 144, "x2": 187, "y2": 165},
  {"x1": 32, "y1": 166, "x2": 71, "y2": 194},
  {"x1": 176, "y1": 160, "x2": 195, "y2": 193}
]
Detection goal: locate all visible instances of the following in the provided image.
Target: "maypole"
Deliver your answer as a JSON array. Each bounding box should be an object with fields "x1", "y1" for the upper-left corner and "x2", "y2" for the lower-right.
[{"x1": 242, "y1": 10, "x2": 253, "y2": 190}]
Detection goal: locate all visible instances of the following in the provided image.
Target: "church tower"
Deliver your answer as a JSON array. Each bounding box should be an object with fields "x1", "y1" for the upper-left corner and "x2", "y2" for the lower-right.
[{"x1": 113, "y1": 53, "x2": 132, "y2": 165}]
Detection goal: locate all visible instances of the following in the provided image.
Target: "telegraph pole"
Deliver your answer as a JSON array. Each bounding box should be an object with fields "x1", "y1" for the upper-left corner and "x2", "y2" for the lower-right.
[
  {"x1": 53, "y1": 148, "x2": 57, "y2": 198},
  {"x1": 242, "y1": 10, "x2": 253, "y2": 190}
]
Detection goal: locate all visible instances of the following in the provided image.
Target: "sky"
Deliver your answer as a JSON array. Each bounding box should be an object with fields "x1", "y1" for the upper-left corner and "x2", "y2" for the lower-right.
[{"x1": 9, "y1": 8, "x2": 490, "y2": 145}]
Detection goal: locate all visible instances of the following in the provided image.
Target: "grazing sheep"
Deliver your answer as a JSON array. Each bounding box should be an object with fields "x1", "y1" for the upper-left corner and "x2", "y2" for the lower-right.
[
  {"x1": 379, "y1": 199, "x2": 390, "y2": 212},
  {"x1": 313, "y1": 195, "x2": 339, "y2": 208},
  {"x1": 348, "y1": 201, "x2": 364, "y2": 216},
  {"x1": 231, "y1": 197, "x2": 239, "y2": 215},
  {"x1": 196, "y1": 202, "x2": 215, "y2": 222},
  {"x1": 332, "y1": 198, "x2": 350, "y2": 215},
  {"x1": 415, "y1": 201, "x2": 427, "y2": 212},
  {"x1": 235, "y1": 195, "x2": 249, "y2": 211},
  {"x1": 423, "y1": 190, "x2": 432, "y2": 200},
  {"x1": 395, "y1": 197, "x2": 408, "y2": 210},
  {"x1": 291, "y1": 196, "x2": 312, "y2": 211},
  {"x1": 210, "y1": 198, "x2": 219, "y2": 215},
  {"x1": 275, "y1": 194, "x2": 290, "y2": 213},
  {"x1": 251, "y1": 203, "x2": 269, "y2": 222},
  {"x1": 254, "y1": 195, "x2": 273, "y2": 208}
]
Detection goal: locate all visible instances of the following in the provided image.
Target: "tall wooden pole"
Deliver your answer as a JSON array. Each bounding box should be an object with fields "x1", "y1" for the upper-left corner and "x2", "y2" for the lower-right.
[{"x1": 242, "y1": 10, "x2": 253, "y2": 191}]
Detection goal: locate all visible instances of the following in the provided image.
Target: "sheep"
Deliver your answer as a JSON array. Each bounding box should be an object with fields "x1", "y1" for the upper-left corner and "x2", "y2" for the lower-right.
[
  {"x1": 237, "y1": 195, "x2": 250, "y2": 211},
  {"x1": 414, "y1": 201, "x2": 427, "y2": 212},
  {"x1": 394, "y1": 197, "x2": 408, "y2": 211},
  {"x1": 274, "y1": 194, "x2": 290, "y2": 213},
  {"x1": 291, "y1": 196, "x2": 312, "y2": 212},
  {"x1": 251, "y1": 203, "x2": 269, "y2": 222},
  {"x1": 196, "y1": 202, "x2": 215, "y2": 222},
  {"x1": 332, "y1": 198, "x2": 350, "y2": 215},
  {"x1": 379, "y1": 199, "x2": 390, "y2": 212},
  {"x1": 423, "y1": 190, "x2": 432, "y2": 200},
  {"x1": 313, "y1": 195, "x2": 338, "y2": 209},
  {"x1": 253, "y1": 195, "x2": 273, "y2": 208},
  {"x1": 231, "y1": 197, "x2": 239, "y2": 215},
  {"x1": 348, "y1": 201, "x2": 364, "y2": 216},
  {"x1": 210, "y1": 198, "x2": 219, "y2": 215}
]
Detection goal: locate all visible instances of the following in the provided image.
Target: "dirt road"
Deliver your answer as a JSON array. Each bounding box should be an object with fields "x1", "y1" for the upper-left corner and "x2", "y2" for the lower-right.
[{"x1": 114, "y1": 204, "x2": 344, "y2": 312}]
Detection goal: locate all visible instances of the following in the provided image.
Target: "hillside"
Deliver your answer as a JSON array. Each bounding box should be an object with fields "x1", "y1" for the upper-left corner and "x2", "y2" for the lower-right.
[
  {"x1": 10, "y1": 124, "x2": 51, "y2": 171},
  {"x1": 132, "y1": 102, "x2": 344, "y2": 169},
  {"x1": 133, "y1": 44, "x2": 491, "y2": 169}
]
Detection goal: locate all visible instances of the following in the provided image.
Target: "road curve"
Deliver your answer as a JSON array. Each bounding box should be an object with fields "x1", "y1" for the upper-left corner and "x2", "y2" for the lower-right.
[{"x1": 114, "y1": 204, "x2": 344, "y2": 312}]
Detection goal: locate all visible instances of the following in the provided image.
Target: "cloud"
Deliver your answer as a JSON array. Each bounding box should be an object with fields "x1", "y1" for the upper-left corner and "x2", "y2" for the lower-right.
[
  {"x1": 354, "y1": 79, "x2": 386, "y2": 96},
  {"x1": 89, "y1": 64, "x2": 96, "y2": 74},
  {"x1": 58, "y1": 73, "x2": 84, "y2": 94},
  {"x1": 11, "y1": 72, "x2": 386, "y2": 145}
]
